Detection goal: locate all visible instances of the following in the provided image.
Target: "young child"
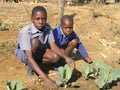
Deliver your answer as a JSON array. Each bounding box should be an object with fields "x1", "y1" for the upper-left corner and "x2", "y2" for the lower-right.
[
  {"x1": 53, "y1": 15, "x2": 93, "y2": 64},
  {"x1": 15, "y1": 6, "x2": 74, "y2": 89}
]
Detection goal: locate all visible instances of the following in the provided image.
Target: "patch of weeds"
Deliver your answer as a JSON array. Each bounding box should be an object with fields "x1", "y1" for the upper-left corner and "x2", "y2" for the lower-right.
[
  {"x1": 16, "y1": 22, "x2": 23, "y2": 30},
  {"x1": 9, "y1": 22, "x2": 23, "y2": 30},
  {"x1": 0, "y1": 22, "x2": 23, "y2": 31}
]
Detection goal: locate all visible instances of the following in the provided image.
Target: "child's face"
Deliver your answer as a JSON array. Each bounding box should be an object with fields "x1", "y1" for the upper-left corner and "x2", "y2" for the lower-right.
[
  {"x1": 61, "y1": 20, "x2": 73, "y2": 36},
  {"x1": 31, "y1": 11, "x2": 46, "y2": 30}
]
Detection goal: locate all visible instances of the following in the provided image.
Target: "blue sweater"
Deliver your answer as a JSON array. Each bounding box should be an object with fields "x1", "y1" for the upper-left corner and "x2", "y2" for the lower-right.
[{"x1": 52, "y1": 26, "x2": 88, "y2": 57}]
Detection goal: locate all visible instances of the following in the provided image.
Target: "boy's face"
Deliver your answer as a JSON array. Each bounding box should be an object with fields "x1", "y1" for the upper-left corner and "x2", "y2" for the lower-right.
[
  {"x1": 61, "y1": 20, "x2": 73, "y2": 36},
  {"x1": 31, "y1": 11, "x2": 46, "y2": 30}
]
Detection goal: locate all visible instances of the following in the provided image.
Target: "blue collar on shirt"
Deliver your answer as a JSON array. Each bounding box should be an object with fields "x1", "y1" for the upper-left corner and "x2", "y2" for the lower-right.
[
  {"x1": 59, "y1": 27, "x2": 66, "y2": 38},
  {"x1": 57, "y1": 26, "x2": 73, "y2": 40},
  {"x1": 57, "y1": 26, "x2": 68, "y2": 39}
]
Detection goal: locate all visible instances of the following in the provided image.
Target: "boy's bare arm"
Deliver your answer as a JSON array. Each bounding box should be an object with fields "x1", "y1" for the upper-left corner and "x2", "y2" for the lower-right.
[
  {"x1": 50, "y1": 42, "x2": 75, "y2": 69},
  {"x1": 25, "y1": 50, "x2": 57, "y2": 89}
]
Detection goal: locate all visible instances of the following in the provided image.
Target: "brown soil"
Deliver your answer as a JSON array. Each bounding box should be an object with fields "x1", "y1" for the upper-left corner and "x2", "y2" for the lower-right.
[{"x1": 0, "y1": 1, "x2": 120, "y2": 90}]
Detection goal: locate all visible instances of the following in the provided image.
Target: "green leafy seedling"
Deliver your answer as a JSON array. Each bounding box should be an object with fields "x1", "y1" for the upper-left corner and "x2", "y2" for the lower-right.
[
  {"x1": 6, "y1": 80, "x2": 23, "y2": 90},
  {"x1": 81, "y1": 61, "x2": 100, "y2": 78},
  {"x1": 82, "y1": 61, "x2": 120, "y2": 89},
  {"x1": 16, "y1": 22, "x2": 23, "y2": 30},
  {"x1": 56, "y1": 64, "x2": 73, "y2": 88},
  {"x1": 0, "y1": 22, "x2": 6, "y2": 30}
]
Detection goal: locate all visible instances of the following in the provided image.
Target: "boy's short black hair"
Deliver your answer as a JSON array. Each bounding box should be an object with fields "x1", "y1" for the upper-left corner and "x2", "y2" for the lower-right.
[
  {"x1": 32, "y1": 6, "x2": 47, "y2": 19},
  {"x1": 61, "y1": 15, "x2": 73, "y2": 25}
]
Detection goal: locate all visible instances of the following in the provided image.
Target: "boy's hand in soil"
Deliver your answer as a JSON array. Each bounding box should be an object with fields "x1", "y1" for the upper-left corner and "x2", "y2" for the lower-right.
[
  {"x1": 65, "y1": 57, "x2": 75, "y2": 69},
  {"x1": 43, "y1": 77, "x2": 58, "y2": 89}
]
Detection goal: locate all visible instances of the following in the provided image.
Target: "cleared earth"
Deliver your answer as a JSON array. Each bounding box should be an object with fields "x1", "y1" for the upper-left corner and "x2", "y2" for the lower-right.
[{"x1": 0, "y1": 1, "x2": 120, "y2": 90}]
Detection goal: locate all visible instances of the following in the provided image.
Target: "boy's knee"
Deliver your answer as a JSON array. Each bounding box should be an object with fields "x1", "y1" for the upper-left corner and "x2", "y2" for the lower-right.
[
  {"x1": 69, "y1": 39, "x2": 77, "y2": 47},
  {"x1": 52, "y1": 53, "x2": 59, "y2": 63}
]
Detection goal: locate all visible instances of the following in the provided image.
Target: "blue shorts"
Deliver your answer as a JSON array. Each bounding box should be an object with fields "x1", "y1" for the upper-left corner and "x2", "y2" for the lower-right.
[
  {"x1": 15, "y1": 47, "x2": 47, "y2": 72},
  {"x1": 15, "y1": 47, "x2": 47, "y2": 64},
  {"x1": 15, "y1": 49, "x2": 28, "y2": 64}
]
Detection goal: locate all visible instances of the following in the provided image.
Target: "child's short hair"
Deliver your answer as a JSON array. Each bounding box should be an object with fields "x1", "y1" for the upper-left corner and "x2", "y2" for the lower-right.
[
  {"x1": 61, "y1": 15, "x2": 73, "y2": 25},
  {"x1": 32, "y1": 6, "x2": 47, "y2": 19}
]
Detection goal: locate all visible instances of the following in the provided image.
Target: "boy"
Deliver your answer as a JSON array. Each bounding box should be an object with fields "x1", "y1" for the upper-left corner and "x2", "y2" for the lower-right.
[
  {"x1": 15, "y1": 6, "x2": 74, "y2": 89},
  {"x1": 53, "y1": 15, "x2": 93, "y2": 64}
]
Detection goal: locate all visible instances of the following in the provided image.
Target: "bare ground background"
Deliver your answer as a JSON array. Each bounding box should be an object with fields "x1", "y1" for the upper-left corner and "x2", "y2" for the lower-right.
[{"x1": 0, "y1": 1, "x2": 120, "y2": 90}]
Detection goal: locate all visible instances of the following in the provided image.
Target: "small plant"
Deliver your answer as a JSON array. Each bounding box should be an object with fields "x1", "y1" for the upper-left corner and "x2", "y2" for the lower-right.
[
  {"x1": 16, "y1": 22, "x2": 23, "y2": 30},
  {"x1": 8, "y1": 22, "x2": 23, "y2": 30},
  {"x1": 6, "y1": 80, "x2": 23, "y2": 90},
  {"x1": 56, "y1": 64, "x2": 74, "y2": 88},
  {"x1": 81, "y1": 61, "x2": 100, "y2": 78},
  {"x1": 34, "y1": 0, "x2": 38, "y2": 3},
  {"x1": 0, "y1": 22, "x2": 6, "y2": 30},
  {"x1": 82, "y1": 61, "x2": 120, "y2": 90}
]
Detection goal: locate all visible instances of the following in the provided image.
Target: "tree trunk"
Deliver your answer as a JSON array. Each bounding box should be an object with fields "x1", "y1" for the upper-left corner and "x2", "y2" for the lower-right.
[{"x1": 58, "y1": 0, "x2": 65, "y2": 25}]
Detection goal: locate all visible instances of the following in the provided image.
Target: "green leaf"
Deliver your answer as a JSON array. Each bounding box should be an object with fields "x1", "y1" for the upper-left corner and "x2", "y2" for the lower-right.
[
  {"x1": 16, "y1": 22, "x2": 23, "y2": 29},
  {"x1": 56, "y1": 64, "x2": 73, "y2": 88},
  {"x1": 107, "y1": 68, "x2": 120, "y2": 83},
  {"x1": 57, "y1": 66, "x2": 65, "y2": 80},
  {"x1": 6, "y1": 80, "x2": 11, "y2": 90},
  {"x1": 95, "y1": 75, "x2": 106, "y2": 88},
  {"x1": 11, "y1": 80, "x2": 17, "y2": 90},
  {"x1": 56, "y1": 79, "x2": 63, "y2": 86},
  {"x1": 0, "y1": 22, "x2": 6, "y2": 30},
  {"x1": 113, "y1": 68, "x2": 120, "y2": 77},
  {"x1": 98, "y1": 61, "x2": 110, "y2": 75},
  {"x1": 90, "y1": 62, "x2": 100, "y2": 77},
  {"x1": 107, "y1": 71, "x2": 118, "y2": 83},
  {"x1": 16, "y1": 80, "x2": 23, "y2": 90},
  {"x1": 89, "y1": 73, "x2": 95, "y2": 77},
  {"x1": 64, "y1": 64, "x2": 72, "y2": 82},
  {"x1": 6, "y1": 80, "x2": 23, "y2": 90},
  {"x1": 91, "y1": 61, "x2": 100, "y2": 73},
  {"x1": 81, "y1": 61, "x2": 90, "y2": 77}
]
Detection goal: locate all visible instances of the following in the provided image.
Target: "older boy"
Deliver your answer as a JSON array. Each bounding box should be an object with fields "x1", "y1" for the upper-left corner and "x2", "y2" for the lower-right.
[
  {"x1": 53, "y1": 15, "x2": 93, "y2": 64},
  {"x1": 15, "y1": 6, "x2": 74, "y2": 89}
]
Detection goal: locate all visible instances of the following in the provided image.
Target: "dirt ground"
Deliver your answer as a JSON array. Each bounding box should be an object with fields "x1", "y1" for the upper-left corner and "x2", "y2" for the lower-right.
[{"x1": 0, "y1": 1, "x2": 120, "y2": 90}]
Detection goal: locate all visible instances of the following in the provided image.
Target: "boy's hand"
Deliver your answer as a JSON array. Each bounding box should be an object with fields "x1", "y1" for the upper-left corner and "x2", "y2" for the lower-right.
[
  {"x1": 84, "y1": 56, "x2": 93, "y2": 64},
  {"x1": 65, "y1": 57, "x2": 75, "y2": 70},
  {"x1": 43, "y1": 77, "x2": 58, "y2": 90}
]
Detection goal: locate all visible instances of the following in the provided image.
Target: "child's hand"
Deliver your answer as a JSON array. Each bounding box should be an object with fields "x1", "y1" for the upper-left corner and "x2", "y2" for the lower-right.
[
  {"x1": 65, "y1": 57, "x2": 75, "y2": 70},
  {"x1": 43, "y1": 77, "x2": 58, "y2": 89},
  {"x1": 84, "y1": 56, "x2": 93, "y2": 64}
]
